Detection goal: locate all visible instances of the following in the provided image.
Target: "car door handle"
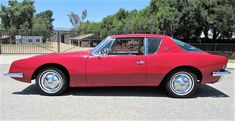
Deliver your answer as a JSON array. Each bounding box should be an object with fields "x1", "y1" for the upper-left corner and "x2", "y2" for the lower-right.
[{"x1": 136, "y1": 60, "x2": 145, "y2": 65}]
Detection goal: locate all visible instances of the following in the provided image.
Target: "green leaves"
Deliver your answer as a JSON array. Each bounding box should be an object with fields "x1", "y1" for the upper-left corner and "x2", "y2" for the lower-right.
[
  {"x1": 0, "y1": 0, "x2": 35, "y2": 30},
  {"x1": 79, "y1": 0, "x2": 234, "y2": 39},
  {"x1": 33, "y1": 10, "x2": 54, "y2": 31},
  {"x1": 0, "y1": 0, "x2": 54, "y2": 32},
  {"x1": 0, "y1": 1, "x2": 54, "y2": 41}
]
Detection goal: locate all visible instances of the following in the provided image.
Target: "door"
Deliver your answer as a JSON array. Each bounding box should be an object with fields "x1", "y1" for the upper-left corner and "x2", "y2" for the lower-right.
[{"x1": 86, "y1": 37, "x2": 146, "y2": 85}]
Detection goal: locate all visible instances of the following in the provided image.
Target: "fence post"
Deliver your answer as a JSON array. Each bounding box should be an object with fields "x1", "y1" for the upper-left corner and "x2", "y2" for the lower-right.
[
  {"x1": 56, "y1": 31, "x2": 60, "y2": 53},
  {"x1": 214, "y1": 43, "x2": 217, "y2": 52},
  {"x1": 0, "y1": 40, "x2": 2, "y2": 54}
]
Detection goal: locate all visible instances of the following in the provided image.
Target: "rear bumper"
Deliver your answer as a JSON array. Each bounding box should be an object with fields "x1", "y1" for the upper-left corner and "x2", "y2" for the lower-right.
[
  {"x1": 4, "y1": 73, "x2": 24, "y2": 78},
  {"x1": 212, "y1": 70, "x2": 231, "y2": 76}
]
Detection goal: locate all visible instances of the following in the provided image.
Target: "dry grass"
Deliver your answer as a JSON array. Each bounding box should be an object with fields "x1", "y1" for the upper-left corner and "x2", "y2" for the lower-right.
[
  {"x1": 229, "y1": 60, "x2": 235, "y2": 63},
  {"x1": 1, "y1": 42, "x2": 93, "y2": 54}
]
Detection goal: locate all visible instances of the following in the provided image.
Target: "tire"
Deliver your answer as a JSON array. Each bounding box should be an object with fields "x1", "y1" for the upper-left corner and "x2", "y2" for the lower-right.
[
  {"x1": 165, "y1": 69, "x2": 198, "y2": 98},
  {"x1": 36, "y1": 67, "x2": 68, "y2": 96}
]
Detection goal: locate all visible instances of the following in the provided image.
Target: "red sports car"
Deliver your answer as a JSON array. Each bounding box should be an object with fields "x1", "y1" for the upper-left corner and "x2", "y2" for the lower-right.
[{"x1": 5, "y1": 34, "x2": 230, "y2": 97}]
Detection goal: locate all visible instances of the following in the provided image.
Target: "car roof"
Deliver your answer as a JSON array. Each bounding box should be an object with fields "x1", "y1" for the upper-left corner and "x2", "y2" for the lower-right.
[{"x1": 110, "y1": 34, "x2": 169, "y2": 39}]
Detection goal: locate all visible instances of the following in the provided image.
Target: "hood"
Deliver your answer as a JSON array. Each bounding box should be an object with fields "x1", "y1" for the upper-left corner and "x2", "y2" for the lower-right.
[
  {"x1": 28, "y1": 50, "x2": 92, "y2": 59},
  {"x1": 56, "y1": 51, "x2": 92, "y2": 56}
]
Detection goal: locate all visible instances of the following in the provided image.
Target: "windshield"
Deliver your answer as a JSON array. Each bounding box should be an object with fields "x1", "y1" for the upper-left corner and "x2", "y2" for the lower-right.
[
  {"x1": 91, "y1": 37, "x2": 110, "y2": 54},
  {"x1": 172, "y1": 38, "x2": 202, "y2": 52}
]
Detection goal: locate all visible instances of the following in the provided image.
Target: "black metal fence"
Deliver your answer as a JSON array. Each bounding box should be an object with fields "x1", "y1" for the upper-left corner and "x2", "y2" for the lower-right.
[
  {"x1": 190, "y1": 43, "x2": 235, "y2": 58},
  {"x1": 0, "y1": 29, "x2": 234, "y2": 58},
  {"x1": 0, "y1": 30, "x2": 100, "y2": 54}
]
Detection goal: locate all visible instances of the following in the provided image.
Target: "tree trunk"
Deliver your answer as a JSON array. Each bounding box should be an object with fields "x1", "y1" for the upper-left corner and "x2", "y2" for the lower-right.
[
  {"x1": 203, "y1": 27, "x2": 209, "y2": 39},
  {"x1": 203, "y1": 30, "x2": 208, "y2": 39},
  {"x1": 212, "y1": 29, "x2": 219, "y2": 40}
]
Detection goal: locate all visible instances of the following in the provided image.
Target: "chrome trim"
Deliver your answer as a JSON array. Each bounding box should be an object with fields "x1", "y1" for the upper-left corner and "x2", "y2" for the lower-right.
[
  {"x1": 164, "y1": 46, "x2": 168, "y2": 51},
  {"x1": 91, "y1": 36, "x2": 111, "y2": 55},
  {"x1": 39, "y1": 70, "x2": 63, "y2": 94},
  {"x1": 107, "y1": 38, "x2": 116, "y2": 55},
  {"x1": 4, "y1": 73, "x2": 23, "y2": 78},
  {"x1": 136, "y1": 60, "x2": 145, "y2": 65},
  {"x1": 144, "y1": 37, "x2": 148, "y2": 55},
  {"x1": 89, "y1": 55, "x2": 101, "y2": 58},
  {"x1": 93, "y1": 38, "x2": 115, "y2": 56},
  {"x1": 212, "y1": 70, "x2": 231, "y2": 76},
  {"x1": 170, "y1": 71, "x2": 194, "y2": 95}
]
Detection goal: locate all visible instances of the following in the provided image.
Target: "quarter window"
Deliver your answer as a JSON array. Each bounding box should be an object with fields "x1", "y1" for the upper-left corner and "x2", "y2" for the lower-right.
[
  {"x1": 172, "y1": 38, "x2": 202, "y2": 52},
  {"x1": 146, "y1": 38, "x2": 162, "y2": 54}
]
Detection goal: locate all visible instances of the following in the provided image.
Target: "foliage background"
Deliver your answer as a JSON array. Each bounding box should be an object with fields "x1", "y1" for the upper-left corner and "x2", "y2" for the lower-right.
[
  {"x1": 0, "y1": 0, "x2": 234, "y2": 40},
  {"x1": 78, "y1": 0, "x2": 235, "y2": 39}
]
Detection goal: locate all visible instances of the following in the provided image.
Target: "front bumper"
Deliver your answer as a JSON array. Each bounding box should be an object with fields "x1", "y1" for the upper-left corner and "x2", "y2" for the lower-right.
[
  {"x1": 212, "y1": 70, "x2": 231, "y2": 76},
  {"x1": 4, "y1": 73, "x2": 24, "y2": 78}
]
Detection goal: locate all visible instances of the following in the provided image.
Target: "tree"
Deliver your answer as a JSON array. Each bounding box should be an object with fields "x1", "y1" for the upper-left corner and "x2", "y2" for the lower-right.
[
  {"x1": 148, "y1": 0, "x2": 180, "y2": 36},
  {"x1": 78, "y1": 21, "x2": 100, "y2": 34},
  {"x1": 82, "y1": 9, "x2": 87, "y2": 21},
  {"x1": 99, "y1": 8, "x2": 128, "y2": 37},
  {"x1": 194, "y1": 0, "x2": 235, "y2": 40},
  {"x1": 68, "y1": 12, "x2": 80, "y2": 31},
  {"x1": 68, "y1": 9, "x2": 87, "y2": 31},
  {"x1": 76, "y1": 0, "x2": 235, "y2": 39},
  {"x1": 33, "y1": 10, "x2": 54, "y2": 30},
  {"x1": 0, "y1": 5, "x2": 2, "y2": 29},
  {"x1": 32, "y1": 10, "x2": 54, "y2": 40},
  {"x1": 0, "y1": 0, "x2": 35, "y2": 30},
  {"x1": 123, "y1": 9, "x2": 149, "y2": 34}
]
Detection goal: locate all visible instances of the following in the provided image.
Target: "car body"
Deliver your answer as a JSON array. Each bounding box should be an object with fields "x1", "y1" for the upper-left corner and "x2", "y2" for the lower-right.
[{"x1": 5, "y1": 34, "x2": 230, "y2": 97}]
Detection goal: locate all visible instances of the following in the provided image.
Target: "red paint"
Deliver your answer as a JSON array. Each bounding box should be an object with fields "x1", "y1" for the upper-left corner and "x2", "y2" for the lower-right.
[{"x1": 8, "y1": 34, "x2": 228, "y2": 87}]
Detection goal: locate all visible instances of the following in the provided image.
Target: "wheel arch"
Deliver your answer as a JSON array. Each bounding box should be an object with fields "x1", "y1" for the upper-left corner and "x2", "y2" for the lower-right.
[
  {"x1": 160, "y1": 66, "x2": 202, "y2": 86},
  {"x1": 32, "y1": 63, "x2": 70, "y2": 83}
]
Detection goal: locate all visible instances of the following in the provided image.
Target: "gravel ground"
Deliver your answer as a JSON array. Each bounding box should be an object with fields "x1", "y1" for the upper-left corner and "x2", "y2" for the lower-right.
[{"x1": 0, "y1": 64, "x2": 234, "y2": 121}]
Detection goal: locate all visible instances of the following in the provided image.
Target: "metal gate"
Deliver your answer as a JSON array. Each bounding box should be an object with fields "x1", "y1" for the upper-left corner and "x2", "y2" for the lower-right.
[{"x1": 0, "y1": 30, "x2": 101, "y2": 54}]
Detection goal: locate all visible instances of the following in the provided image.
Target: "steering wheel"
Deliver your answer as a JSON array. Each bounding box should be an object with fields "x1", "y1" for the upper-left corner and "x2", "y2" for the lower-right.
[{"x1": 100, "y1": 48, "x2": 110, "y2": 55}]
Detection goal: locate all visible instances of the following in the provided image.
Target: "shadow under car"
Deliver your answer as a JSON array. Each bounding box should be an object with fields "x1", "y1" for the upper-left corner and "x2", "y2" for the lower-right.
[{"x1": 12, "y1": 84, "x2": 229, "y2": 98}]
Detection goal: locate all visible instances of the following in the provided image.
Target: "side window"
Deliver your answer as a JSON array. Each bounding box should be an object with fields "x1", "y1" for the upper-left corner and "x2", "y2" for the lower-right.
[
  {"x1": 109, "y1": 38, "x2": 144, "y2": 55},
  {"x1": 146, "y1": 38, "x2": 162, "y2": 54}
]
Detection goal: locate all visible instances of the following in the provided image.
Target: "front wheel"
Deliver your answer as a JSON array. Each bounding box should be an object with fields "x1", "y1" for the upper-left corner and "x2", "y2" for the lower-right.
[
  {"x1": 165, "y1": 69, "x2": 198, "y2": 98},
  {"x1": 36, "y1": 67, "x2": 68, "y2": 96}
]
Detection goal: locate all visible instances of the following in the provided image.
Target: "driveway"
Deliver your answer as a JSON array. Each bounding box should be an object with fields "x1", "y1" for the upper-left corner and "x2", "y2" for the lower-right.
[{"x1": 0, "y1": 55, "x2": 234, "y2": 121}]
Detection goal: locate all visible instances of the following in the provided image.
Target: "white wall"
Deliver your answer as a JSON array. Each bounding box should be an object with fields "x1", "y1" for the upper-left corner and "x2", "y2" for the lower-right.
[{"x1": 20, "y1": 36, "x2": 43, "y2": 44}]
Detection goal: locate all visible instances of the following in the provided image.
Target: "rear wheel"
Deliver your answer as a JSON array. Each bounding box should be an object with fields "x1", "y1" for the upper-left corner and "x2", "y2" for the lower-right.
[
  {"x1": 36, "y1": 67, "x2": 68, "y2": 96},
  {"x1": 165, "y1": 69, "x2": 198, "y2": 98}
]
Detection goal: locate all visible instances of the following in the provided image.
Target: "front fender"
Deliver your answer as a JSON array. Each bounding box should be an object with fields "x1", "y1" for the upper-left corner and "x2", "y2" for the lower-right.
[{"x1": 8, "y1": 54, "x2": 88, "y2": 86}]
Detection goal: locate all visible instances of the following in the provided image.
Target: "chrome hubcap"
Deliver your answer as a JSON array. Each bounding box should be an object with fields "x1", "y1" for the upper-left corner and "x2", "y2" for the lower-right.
[
  {"x1": 39, "y1": 70, "x2": 63, "y2": 94},
  {"x1": 170, "y1": 72, "x2": 194, "y2": 95}
]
